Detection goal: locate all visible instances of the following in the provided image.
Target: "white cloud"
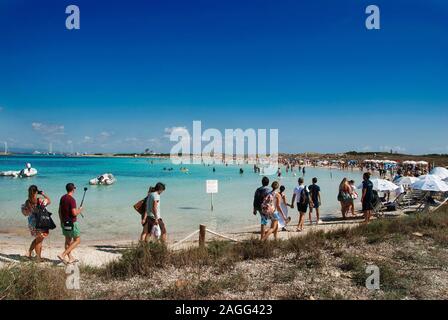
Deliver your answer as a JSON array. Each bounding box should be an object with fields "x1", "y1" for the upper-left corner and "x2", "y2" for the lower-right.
[
  {"x1": 164, "y1": 126, "x2": 188, "y2": 138},
  {"x1": 100, "y1": 131, "x2": 111, "y2": 138}
]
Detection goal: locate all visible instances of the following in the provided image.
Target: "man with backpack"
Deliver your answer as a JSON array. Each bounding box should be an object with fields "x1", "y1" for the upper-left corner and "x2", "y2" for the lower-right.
[
  {"x1": 291, "y1": 177, "x2": 310, "y2": 232},
  {"x1": 253, "y1": 176, "x2": 270, "y2": 239}
]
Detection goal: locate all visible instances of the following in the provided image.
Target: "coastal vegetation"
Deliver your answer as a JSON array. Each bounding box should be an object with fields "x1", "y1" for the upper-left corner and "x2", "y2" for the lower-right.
[{"x1": 1, "y1": 205, "x2": 447, "y2": 300}]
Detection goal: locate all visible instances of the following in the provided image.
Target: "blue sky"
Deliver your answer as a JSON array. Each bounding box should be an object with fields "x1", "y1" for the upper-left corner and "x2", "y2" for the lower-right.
[{"x1": 0, "y1": 0, "x2": 447, "y2": 154}]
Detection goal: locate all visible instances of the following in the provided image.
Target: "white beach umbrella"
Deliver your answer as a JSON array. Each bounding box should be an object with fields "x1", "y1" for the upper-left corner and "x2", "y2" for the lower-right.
[
  {"x1": 430, "y1": 167, "x2": 448, "y2": 180},
  {"x1": 396, "y1": 176, "x2": 419, "y2": 186},
  {"x1": 411, "y1": 174, "x2": 448, "y2": 192},
  {"x1": 357, "y1": 179, "x2": 400, "y2": 192},
  {"x1": 372, "y1": 179, "x2": 400, "y2": 192}
]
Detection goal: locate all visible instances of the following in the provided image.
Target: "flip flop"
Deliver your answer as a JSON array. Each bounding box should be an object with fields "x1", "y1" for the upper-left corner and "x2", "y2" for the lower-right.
[{"x1": 69, "y1": 259, "x2": 79, "y2": 264}]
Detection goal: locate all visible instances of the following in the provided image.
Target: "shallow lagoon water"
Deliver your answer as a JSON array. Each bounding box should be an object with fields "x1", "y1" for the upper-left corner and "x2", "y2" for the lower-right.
[{"x1": 0, "y1": 155, "x2": 364, "y2": 241}]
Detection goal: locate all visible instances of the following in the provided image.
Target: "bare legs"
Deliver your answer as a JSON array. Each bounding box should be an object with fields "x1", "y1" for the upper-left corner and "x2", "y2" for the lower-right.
[
  {"x1": 262, "y1": 221, "x2": 278, "y2": 241},
  {"x1": 140, "y1": 222, "x2": 149, "y2": 242},
  {"x1": 364, "y1": 209, "x2": 372, "y2": 223},
  {"x1": 59, "y1": 237, "x2": 80, "y2": 263},
  {"x1": 297, "y1": 212, "x2": 305, "y2": 231},
  {"x1": 27, "y1": 234, "x2": 44, "y2": 260},
  {"x1": 341, "y1": 202, "x2": 350, "y2": 219},
  {"x1": 140, "y1": 220, "x2": 167, "y2": 244},
  {"x1": 309, "y1": 207, "x2": 321, "y2": 224}
]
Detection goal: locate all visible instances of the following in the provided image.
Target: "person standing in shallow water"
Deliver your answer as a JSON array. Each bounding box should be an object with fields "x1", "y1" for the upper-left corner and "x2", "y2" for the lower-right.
[{"x1": 361, "y1": 172, "x2": 374, "y2": 223}]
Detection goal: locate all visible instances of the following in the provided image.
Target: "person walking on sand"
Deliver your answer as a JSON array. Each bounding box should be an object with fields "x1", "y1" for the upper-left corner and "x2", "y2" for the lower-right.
[
  {"x1": 291, "y1": 177, "x2": 310, "y2": 232},
  {"x1": 22, "y1": 185, "x2": 52, "y2": 261},
  {"x1": 141, "y1": 182, "x2": 167, "y2": 243},
  {"x1": 277, "y1": 185, "x2": 292, "y2": 231},
  {"x1": 261, "y1": 181, "x2": 284, "y2": 241},
  {"x1": 308, "y1": 177, "x2": 322, "y2": 224},
  {"x1": 58, "y1": 183, "x2": 83, "y2": 264},
  {"x1": 253, "y1": 176, "x2": 271, "y2": 239},
  {"x1": 361, "y1": 172, "x2": 374, "y2": 223}
]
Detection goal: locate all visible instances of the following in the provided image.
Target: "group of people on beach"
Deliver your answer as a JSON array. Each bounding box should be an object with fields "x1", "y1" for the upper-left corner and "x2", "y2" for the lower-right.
[
  {"x1": 337, "y1": 172, "x2": 375, "y2": 223},
  {"x1": 253, "y1": 171, "x2": 377, "y2": 240},
  {"x1": 21, "y1": 181, "x2": 168, "y2": 263},
  {"x1": 252, "y1": 176, "x2": 322, "y2": 240},
  {"x1": 21, "y1": 183, "x2": 83, "y2": 264}
]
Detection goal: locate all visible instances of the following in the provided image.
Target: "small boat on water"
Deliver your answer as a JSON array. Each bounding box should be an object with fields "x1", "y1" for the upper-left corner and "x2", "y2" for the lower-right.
[
  {"x1": 89, "y1": 173, "x2": 116, "y2": 185},
  {"x1": 0, "y1": 163, "x2": 38, "y2": 178}
]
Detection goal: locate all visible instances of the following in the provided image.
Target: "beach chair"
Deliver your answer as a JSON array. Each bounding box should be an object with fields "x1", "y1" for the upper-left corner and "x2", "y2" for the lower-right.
[
  {"x1": 401, "y1": 190, "x2": 427, "y2": 207},
  {"x1": 372, "y1": 198, "x2": 386, "y2": 218},
  {"x1": 416, "y1": 202, "x2": 431, "y2": 215},
  {"x1": 383, "y1": 192, "x2": 406, "y2": 211}
]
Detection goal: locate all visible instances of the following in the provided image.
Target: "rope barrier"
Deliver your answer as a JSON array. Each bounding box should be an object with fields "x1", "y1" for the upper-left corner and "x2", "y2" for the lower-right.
[
  {"x1": 170, "y1": 229, "x2": 199, "y2": 249},
  {"x1": 0, "y1": 255, "x2": 19, "y2": 264},
  {"x1": 431, "y1": 197, "x2": 448, "y2": 213},
  {"x1": 205, "y1": 229, "x2": 240, "y2": 242}
]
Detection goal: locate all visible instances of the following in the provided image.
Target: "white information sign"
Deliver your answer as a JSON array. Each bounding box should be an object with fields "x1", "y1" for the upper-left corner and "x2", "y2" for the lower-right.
[{"x1": 206, "y1": 180, "x2": 218, "y2": 194}]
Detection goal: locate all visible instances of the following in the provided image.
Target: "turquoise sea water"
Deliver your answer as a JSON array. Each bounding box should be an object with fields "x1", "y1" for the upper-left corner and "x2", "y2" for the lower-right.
[{"x1": 0, "y1": 155, "x2": 364, "y2": 241}]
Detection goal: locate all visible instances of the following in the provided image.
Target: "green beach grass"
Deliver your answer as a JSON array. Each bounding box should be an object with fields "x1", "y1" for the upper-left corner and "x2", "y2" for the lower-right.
[{"x1": 1, "y1": 205, "x2": 447, "y2": 300}]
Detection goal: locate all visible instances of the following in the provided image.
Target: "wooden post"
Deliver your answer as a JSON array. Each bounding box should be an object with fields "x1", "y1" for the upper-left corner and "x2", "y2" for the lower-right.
[{"x1": 199, "y1": 224, "x2": 206, "y2": 247}]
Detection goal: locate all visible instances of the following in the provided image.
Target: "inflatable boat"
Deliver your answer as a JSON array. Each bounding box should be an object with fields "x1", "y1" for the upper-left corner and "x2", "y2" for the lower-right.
[
  {"x1": 0, "y1": 168, "x2": 38, "y2": 178},
  {"x1": 89, "y1": 173, "x2": 116, "y2": 185}
]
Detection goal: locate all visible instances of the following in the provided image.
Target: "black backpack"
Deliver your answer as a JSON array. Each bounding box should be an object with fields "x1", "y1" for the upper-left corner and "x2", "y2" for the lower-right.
[
  {"x1": 33, "y1": 205, "x2": 57, "y2": 230},
  {"x1": 254, "y1": 187, "x2": 269, "y2": 211},
  {"x1": 300, "y1": 186, "x2": 310, "y2": 205}
]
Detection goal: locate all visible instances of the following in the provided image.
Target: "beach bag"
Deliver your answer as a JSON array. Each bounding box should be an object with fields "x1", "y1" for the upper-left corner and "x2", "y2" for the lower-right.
[
  {"x1": 133, "y1": 197, "x2": 147, "y2": 215},
  {"x1": 63, "y1": 220, "x2": 74, "y2": 231},
  {"x1": 151, "y1": 224, "x2": 161, "y2": 239},
  {"x1": 299, "y1": 186, "x2": 310, "y2": 205},
  {"x1": 261, "y1": 192, "x2": 275, "y2": 217},
  {"x1": 337, "y1": 191, "x2": 344, "y2": 202},
  {"x1": 21, "y1": 203, "x2": 30, "y2": 216},
  {"x1": 33, "y1": 205, "x2": 56, "y2": 230}
]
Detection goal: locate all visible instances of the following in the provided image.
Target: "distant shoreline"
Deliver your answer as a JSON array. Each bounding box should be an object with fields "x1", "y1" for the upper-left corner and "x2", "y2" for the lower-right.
[{"x1": 2, "y1": 151, "x2": 448, "y2": 166}]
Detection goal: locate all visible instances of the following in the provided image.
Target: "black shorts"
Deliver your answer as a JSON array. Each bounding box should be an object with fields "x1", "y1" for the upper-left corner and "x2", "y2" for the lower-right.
[
  {"x1": 297, "y1": 202, "x2": 308, "y2": 213},
  {"x1": 362, "y1": 201, "x2": 373, "y2": 211}
]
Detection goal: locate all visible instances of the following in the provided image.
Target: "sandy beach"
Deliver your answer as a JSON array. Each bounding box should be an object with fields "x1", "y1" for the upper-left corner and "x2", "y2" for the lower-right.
[{"x1": 0, "y1": 213, "x2": 382, "y2": 268}]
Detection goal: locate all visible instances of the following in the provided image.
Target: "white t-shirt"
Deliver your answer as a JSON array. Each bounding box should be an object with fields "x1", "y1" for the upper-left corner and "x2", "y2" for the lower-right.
[
  {"x1": 146, "y1": 192, "x2": 161, "y2": 219},
  {"x1": 293, "y1": 185, "x2": 308, "y2": 203}
]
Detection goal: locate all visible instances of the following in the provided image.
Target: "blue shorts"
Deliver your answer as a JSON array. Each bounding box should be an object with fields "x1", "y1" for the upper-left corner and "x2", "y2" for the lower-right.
[
  {"x1": 271, "y1": 212, "x2": 280, "y2": 221},
  {"x1": 260, "y1": 214, "x2": 269, "y2": 226}
]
